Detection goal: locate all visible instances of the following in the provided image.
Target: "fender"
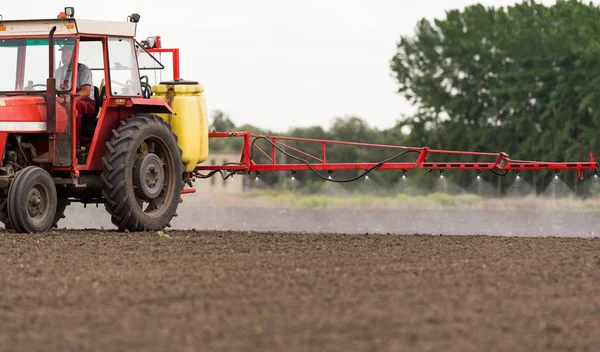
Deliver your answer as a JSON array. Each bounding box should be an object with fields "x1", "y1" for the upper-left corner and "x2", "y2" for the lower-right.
[{"x1": 106, "y1": 97, "x2": 175, "y2": 115}]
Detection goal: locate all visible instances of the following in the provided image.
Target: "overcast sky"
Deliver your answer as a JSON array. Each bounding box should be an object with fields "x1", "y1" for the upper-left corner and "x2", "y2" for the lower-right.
[{"x1": 3, "y1": 0, "x2": 561, "y2": 132}]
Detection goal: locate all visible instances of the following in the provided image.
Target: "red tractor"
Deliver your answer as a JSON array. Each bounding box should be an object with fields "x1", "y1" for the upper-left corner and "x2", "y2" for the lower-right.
[{"x1": 0, "y1": 9, "x2": 207, "y2": 233}]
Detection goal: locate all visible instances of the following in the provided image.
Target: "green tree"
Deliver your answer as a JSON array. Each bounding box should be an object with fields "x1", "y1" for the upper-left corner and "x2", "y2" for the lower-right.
[
  {"x1": 209, "y1": 110, "x2": 235, "y2": 132},
  {"x1": 390, "y1": 0, "x2": 600, "y2": 193}
]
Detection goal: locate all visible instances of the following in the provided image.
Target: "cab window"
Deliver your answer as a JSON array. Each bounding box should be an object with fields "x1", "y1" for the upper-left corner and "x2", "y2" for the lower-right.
[
  {"x1": 79, "y1": 39, "x2": 105, "y2": 89},
  {"x1": 107, "y1": 37, "x2": 142, "y2": 97}
]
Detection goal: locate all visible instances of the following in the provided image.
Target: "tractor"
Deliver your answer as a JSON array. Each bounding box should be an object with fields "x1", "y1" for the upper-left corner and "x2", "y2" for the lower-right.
[
  {"x1": 1, "y1": 9, "x2": 597, "y2": 234},
  {"x1": 0, "y1": 8, "x2": 208, "y2": 233}
]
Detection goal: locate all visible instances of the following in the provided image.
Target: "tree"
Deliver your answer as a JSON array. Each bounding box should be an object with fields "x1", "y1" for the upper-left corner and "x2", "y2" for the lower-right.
[
  {"x1": 209, "y1": 110, "x2": 235, "y2": 132},
  {"x1": 390, "y1": 0, "x2": 600, "y2": 193}
]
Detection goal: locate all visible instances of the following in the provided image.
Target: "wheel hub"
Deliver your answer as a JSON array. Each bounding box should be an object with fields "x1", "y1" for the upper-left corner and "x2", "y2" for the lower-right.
[
  {"x1": 27, "y1": 189, "x2": 43, "y2": 217},
  {"x1": 133, "y1": 152, "x2": 165, "y2": 200}
]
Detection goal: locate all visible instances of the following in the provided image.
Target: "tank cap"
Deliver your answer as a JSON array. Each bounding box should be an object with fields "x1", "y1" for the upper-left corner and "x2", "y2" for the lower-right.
[{"x1": 159, "y1": 78, "x2": 199, "y2": 85}]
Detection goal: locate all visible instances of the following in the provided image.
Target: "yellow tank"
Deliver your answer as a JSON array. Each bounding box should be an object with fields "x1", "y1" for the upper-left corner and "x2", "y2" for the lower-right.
[{"x1": 151, "y1": 79, "x2": 209, "y2": 172}]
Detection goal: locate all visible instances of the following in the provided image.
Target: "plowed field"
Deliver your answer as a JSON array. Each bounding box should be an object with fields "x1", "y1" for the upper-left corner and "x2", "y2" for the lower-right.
[{"x1": 1, "y1": 229, "x2": 599, "y2": 351}]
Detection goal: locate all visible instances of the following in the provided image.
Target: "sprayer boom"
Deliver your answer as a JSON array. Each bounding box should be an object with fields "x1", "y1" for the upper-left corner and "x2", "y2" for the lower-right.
[{"x1": 195, "y1": 132, "x2": 598, "y2": 180}]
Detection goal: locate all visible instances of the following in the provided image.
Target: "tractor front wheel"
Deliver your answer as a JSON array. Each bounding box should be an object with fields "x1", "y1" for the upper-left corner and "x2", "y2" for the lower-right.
[
  {"x1": 101, "y1": 114, "x2": 183, "y2": 231},
  {"x1": 0, "y1": 196, "x2": 68, "y2": 231},
  {"x1": 7, "y1": 166, "x2": 58, "y2": 233}
]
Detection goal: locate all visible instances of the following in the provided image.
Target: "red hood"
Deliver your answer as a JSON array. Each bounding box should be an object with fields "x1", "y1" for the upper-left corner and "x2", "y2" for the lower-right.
[
  {"x1": 0, "y1": 95, "x2": 46, "y2": 122},
  {"x1": 0, "y1": 95, "x2": 68, "y2": 132}
]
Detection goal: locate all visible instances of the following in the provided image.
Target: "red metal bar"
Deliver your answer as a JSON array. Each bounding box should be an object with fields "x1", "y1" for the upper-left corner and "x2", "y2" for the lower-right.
[
  {"x1": 266, "y1": 135, "x2": 416, "y2": 150},
  {"x1": 506, "y1": 162, "x2": 598, "y2": 171},
  {"x1": 242, "y1": 133, "x2": 252, "y2": 169},
  {"x1": 415, "y1": 148, "x2": 429, "y2": 166},
  {"x1": 253, "y1": 143, "x2": 273, "y2": 162},
  {"x1": 428, "y1": 149, "x2": 499, "y2": 157},
  {"x1": 172, "y1": 48, "x2": 180, "y2": 80},
  {"x1": 198, "y1": 131, "x2": 599, "y2": 179},
  {"x1": 146, "y1": 47, "x2": 180, "y2": 80},
  {"x1": 271, "y1": 137, "x2": 276, "y2": 164},
  {"x1": 273, "y1": 140, "x2": 323, "y2": 162}
]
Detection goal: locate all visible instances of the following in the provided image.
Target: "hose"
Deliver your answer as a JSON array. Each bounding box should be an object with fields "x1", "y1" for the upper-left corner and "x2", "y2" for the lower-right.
[
  {"x1": 491, "y1": 168, "x2": 509, "y2": 176},
  {"x1": 193, "y1": 162, "x2": 244, "y2": 180},
  {"x1": 249, "y1": 136, "x2": 420, "y2": 183}
]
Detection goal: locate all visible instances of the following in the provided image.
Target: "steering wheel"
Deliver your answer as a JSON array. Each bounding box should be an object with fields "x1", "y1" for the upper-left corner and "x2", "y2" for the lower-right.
[{"x1": 24, "y1": 84, "x2": 47, "y2": 91}]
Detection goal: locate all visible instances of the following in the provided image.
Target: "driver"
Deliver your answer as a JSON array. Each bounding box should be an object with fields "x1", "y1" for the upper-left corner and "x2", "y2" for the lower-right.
[{"x1": 55, "y1": 44, "x2": 95, "y2": 149}]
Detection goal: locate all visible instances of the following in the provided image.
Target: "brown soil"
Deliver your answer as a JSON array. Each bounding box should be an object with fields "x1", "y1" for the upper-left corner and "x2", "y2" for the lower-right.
[{"x1": 1, "y1": 230, "x2": 599, "y2": 351}]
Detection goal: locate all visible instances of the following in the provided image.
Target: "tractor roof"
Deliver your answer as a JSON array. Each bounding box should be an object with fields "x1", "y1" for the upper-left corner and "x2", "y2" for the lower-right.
[{"x1": 0, "y1": 18, "x2": 136, "y2": 37}]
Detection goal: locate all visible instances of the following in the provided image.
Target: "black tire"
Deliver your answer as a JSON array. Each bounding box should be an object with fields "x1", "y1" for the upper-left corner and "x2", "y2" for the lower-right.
[
  {"x1": 0, "y1": 198, "x2": 13, "y2": 230},
  {"x1": 7, "y1": 166, "x2": 58, "y2": 233},
  {"x1": 52, "y1": 198, "x2": 70, "y2": 228},
  {"x1": 0, "y1": 195, "x2": 67, "y2": 231},
  {"x1": 101, "y1": 114, "x2": 183, "y2": 231}
]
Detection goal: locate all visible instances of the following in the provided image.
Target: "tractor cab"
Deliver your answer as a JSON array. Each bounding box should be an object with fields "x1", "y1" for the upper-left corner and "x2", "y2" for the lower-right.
[{"x1": 0, "y1": 10, "x2": 164, "y2": 165}]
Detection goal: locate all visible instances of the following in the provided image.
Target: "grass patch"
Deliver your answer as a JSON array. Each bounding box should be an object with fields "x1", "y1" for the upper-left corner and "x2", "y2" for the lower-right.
[
  {"x1": 245, "y1": 190, "x2": 483, "y2": 209},
  {"x1": 239, "y1": 189, "x2": 600, "y2": 211}
]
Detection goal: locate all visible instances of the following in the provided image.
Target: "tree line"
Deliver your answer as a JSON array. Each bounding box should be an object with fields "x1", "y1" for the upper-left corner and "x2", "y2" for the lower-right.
[{"x1": 209, "y1": 0, "x2": 600, "y2": 195}]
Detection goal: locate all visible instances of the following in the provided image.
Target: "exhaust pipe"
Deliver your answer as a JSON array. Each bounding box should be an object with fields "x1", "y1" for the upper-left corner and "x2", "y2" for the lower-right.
[{"x1": 46, "y1": 26, "x2": 57, "y2": 134}]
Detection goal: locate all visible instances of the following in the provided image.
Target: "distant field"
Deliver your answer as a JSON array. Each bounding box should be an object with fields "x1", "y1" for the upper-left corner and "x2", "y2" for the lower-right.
[{"x1": 184, "y1": 190, "x2": 600, "y2": 211}]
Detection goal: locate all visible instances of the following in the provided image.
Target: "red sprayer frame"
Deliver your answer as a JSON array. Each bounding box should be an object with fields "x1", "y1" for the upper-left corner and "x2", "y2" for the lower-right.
[
  {"x1": 196, "y1": 132, "x2": 598, "y2": 180},
  {"x1": 146, "y1": 37, "x2": 181, "y2": 80}
]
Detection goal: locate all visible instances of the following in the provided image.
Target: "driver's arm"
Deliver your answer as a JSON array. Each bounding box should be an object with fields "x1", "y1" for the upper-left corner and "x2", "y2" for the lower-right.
[
  {"x1": 76, "y1": 85, "x2": 91, "y2": 100},
  {"x1": 75, "y1": 65, "x2": 93, "y2": 100}
]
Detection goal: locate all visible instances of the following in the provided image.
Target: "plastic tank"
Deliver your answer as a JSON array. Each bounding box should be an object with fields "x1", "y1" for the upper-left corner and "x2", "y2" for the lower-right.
[{"x1": 151, "y1": 79, "x2": 209, "y2": 172}]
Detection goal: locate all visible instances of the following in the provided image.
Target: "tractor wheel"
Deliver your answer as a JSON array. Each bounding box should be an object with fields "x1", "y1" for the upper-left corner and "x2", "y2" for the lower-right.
[
  {"x1": 52, "y1": 198, "x2": 70, "y2": 228},
  {"x1": 0, "y1": 196, "x2": 67, "y2": 231},
  {"x1": 101, "y1": 114, "x2": 183, "y2": 231},
  {"x1": 7, "y1": 166, "x2": 58, "y2": 233},
  {"x1": 0, "y1": 198, "x2": 14, "y2": 230}
]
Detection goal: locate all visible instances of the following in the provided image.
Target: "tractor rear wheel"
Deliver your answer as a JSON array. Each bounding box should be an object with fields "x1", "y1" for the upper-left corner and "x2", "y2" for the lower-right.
[
  {"x1": 52, "y1": 198, "x2": 70, "y2": 228},
  {"x1": 101, "y1": 114, "x2": 183, "y2": 231},
  {"x1": 7, "y1": 166, "x2": 58, "y2": 233},
  {"x1": 0, "y1": 198, "x2": 13, "y2": 230}
]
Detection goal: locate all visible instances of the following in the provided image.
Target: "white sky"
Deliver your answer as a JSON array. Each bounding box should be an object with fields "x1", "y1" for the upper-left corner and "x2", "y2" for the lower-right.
[{"x1": 3, "y1": 0, "x2": 560, "y2": 132}]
